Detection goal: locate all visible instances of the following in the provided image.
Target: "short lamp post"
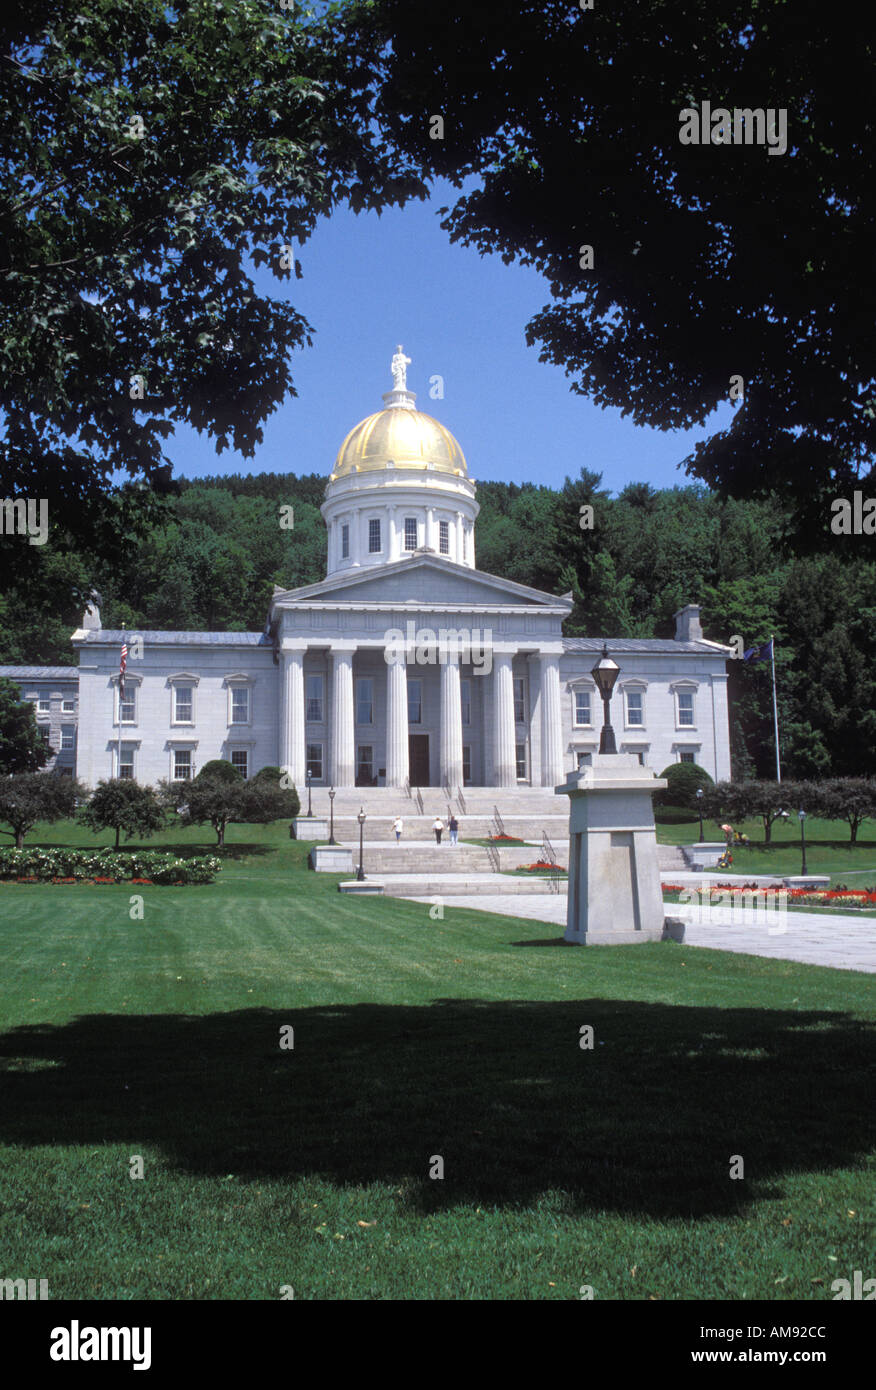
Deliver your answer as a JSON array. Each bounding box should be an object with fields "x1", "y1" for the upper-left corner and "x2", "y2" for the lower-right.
[
  {"x1": 696, "y1": 787, "x2": 705, "y2": 842},
  {"x1": 328, "y1": 786, "x2": 336, "y2": 845},
  {"x1": 798, "y1": 808, "x2": 808, "y2": 876},
  {"x1": 356, "y1": 806, "x2": 366, "y2": 881},
  {"x1": 305, "y1": 767, "x2": 312, "y2": 818},
  {"x1": 590, "y1": 644, "x2": 620, "y2": 755}
]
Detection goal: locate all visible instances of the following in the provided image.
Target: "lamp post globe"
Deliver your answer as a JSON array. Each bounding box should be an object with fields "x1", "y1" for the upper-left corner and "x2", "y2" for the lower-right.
[
  {"x1": 356, "y1": 806, "x2": 366, "y2": 881},
  {"x1": 328, "y1": 786, "x2": 336, "y2": 845},
  {"x1": 696, "y1": 787, "x2": 705, "y2": 843},
  {"x1": 590, "y1": 644, "x2": 620, "y2": 755},
  {"x1": 305, "y1": 767, "x2": 312, "y2": 818}
]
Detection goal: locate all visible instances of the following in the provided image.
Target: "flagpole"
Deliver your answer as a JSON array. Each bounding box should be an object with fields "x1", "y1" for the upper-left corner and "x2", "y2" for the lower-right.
[
  {"x1": 117, "y1": 629, "x2": 124, "y2": 779},
  {"x1": 770, "y1": 634, "x2": 781, "y2": 783}
]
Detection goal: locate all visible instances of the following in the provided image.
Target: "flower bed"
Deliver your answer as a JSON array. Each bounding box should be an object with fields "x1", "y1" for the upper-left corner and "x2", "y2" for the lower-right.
[
  {"x1": 662, "y1": 881, "x2": 876, "y2": 909},
  {"x1": 0, "y1": 848, "x2": 222, "y2": 885},
  {"x1": 521, "y1": 861, "x2": 568, "y2": 873}
]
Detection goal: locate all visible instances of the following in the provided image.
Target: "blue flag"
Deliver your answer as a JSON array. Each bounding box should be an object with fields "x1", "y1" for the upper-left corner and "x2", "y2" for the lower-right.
[{"x1": 743, "y1": 638, "x2": 774, "y2": 663}]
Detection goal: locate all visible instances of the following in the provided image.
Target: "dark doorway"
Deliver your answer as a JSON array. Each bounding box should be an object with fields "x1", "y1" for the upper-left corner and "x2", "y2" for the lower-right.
[{"x1": 409, "y1": 734, "x2": 430, "y2": 786}]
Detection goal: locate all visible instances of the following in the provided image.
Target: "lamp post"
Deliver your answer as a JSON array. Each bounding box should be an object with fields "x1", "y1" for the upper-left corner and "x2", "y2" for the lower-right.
[
  {"x1": 328, "y1": 786, "x2": 336, "y2": 845},
  {"x1": 305, "y1": 767, "x2": 312, "y2": 818},
  {"x1": 590, "y1": 644, "x2": 620, "y2": 755},
  {"x1": 696, "y1": 787, "x2": 705, "y2": 842},
  {"x1": 356, "y1": 806, "x2": 366, "y2": 881},
  {"x1": 798, "y1": 808, "x2": 808, "y2": 876}
]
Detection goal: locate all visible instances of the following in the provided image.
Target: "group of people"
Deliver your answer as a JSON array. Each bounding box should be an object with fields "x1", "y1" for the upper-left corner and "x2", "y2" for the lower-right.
[{"x1": 391, "y1": 815, "x2": 459, "y2": 845}]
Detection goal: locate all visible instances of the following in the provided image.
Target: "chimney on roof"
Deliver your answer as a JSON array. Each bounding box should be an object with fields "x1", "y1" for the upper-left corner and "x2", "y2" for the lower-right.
[{"x1": 674, "y1": 604, "x2": 703, "y2": 643}]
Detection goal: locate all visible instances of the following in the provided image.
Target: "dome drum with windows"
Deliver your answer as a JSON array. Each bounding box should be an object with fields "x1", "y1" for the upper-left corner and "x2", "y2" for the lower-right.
[{"x1": 321, "y1": 347, "x2": 479, "y2": 575}]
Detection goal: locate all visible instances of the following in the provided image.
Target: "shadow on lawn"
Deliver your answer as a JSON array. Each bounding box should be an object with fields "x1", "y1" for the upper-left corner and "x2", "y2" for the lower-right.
[{"x1": 0, "y1": 1001, "x2": 872, "y2": 1218}]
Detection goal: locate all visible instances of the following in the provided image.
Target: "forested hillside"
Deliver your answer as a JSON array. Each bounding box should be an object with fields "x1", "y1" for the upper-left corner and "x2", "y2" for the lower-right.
[{"x1": 1, "y1": 468, "x2": 873, "y2": 779}]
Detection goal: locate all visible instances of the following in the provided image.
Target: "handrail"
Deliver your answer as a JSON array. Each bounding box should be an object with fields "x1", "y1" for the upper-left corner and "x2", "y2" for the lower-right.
[
  {"x1": 492, "y1": 804, "x2": 506, "y2": 838},
  {"x1": 485, "y1": 841, "x2": 499, "y2": 873},
  {"x1": 415, "y1": 787, "x2": 424, "y2": 816},
  {"x1": 542, "y1": 829, "x2": 562, "y2": 895},
  {"x1": 403, "y1": 776, "x2": 411, "y2": 800},
  {"x1": 457, "y1": 786, "x2": 467, "y2": 816}
]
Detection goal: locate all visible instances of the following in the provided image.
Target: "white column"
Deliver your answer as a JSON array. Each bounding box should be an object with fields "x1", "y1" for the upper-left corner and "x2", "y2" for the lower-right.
[
  {"x1": 330, "y1": 645, "x2": 355, "y2": 786},
  {"x1": 440, "y1": 657, "x2": 464, "y2": 790},
  {"x1": 388, "y1": 505, "x2": 398, "y2": 562},
  {"x1": 539, "y1": 652, "x2": 565, "y2": 787},
  {"x1": 455, "y1": 510, "x2": 464, "y2": 564},
  {"x1": 492, "y1": 652, "x2": 517, "y2": 788},
  {"x1": 426, "y1": 506, "x2": 435, "y2": 552},
  {"x1": 280, "y1": 648, "x2": 306, "y2": 789},
  {"x1": 385, "y1": 654, "x2": 409, "y2": 787}
]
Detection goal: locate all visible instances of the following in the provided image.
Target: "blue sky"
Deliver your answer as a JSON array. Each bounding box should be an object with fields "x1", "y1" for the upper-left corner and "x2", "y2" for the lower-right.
[{"x1": 171, "y1": 179, "x2": 734, "y2": 494}]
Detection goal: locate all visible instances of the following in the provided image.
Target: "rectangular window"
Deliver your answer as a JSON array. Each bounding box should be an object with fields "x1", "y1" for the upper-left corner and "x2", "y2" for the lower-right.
[
  {"x1": 306, "y1": 674, "x2": 323, "y2": 722},
  {"x1": 626, "y1": 690, "x2": 644, "y2": 726},
  {"x1": 404, "y1": 517, "x2": 418, "y2": 551},
  {"x1": 231, "y1": 750, "x2": 249, "y2": 780},
  {"x1": 461, "y1": 678, "x2": 471, "y2": 726},
  {"x1": 173, "y1": 749, "x2": 192, "y2": 780},
  {"x1": 679, "y1": 750, "x2": 696, "y2": 763},
  {"x1": 38, "y1": 723, "x2": 51, "y2": 744},
  {"x1": 407, "y1": 678, "x2": 422, "y2": 725},
  {"x1": 62, "y1": 698, "x2": 75, "y2": 713},
  {"x1": 357, "y1": 745, "x2": 374, "y2": 784},
  {"x1": 174, "y1": 685, "x2": 193, "y2": 722},
  {"x1": 231, "y1": 687, "x2": 250, "y2": 724},
  {"x1": 439, "y1": 519, "x2": 449, "y2": 555},
  {"x1": 120, "y1": 688, "x2": 136, "y2": 723},
  {"x1": 306, "y1": 743, "x2": 323, "y2": 781},
  {"x1": 341, "y1": 523, "x2": 350, "y2": 559},
  {"x1": 119, "y1": 745, "x2": 135, "y2": 780},
  {"x1": 462, "y1": 745, "x2": 472, "y2": 785},
  {"x1": 368, "y1": 518, "x2": 381, "y2": 553},
  {"x1": 356, "y1": 677, "x2": 373, "y2": 725},
  {"x1": 515, "y1": 741, "x2": 527, "y2": 780},
  {"x1": 574, "y1": 691, "x2": 591, "y2": 727},
  {"x1": 61, "y1": 725, "x2": 75, "y2": 751},
  {"x1": 514, "y1": 677, "x2": 526, "y2": 724},
  {"x1": 677, "y1": 691, "x2": 695, "y2": 726},
  {"x1": 37, "y1": 695, "x2": 50, "y2": 712}
]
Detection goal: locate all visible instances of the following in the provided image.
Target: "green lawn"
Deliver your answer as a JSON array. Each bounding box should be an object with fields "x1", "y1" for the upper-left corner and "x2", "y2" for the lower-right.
[
  {"x1": 657, "y1": 813, "x2": 876, "y2": 880},
  {"x1": 0, "y1": 819, "x2": 874, "y2": 1300}
]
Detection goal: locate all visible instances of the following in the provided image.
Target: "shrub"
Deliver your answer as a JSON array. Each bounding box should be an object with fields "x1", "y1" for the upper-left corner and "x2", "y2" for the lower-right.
[
  {"x1": 0, "y1": 847, "x2": 222, "y2": 884},
  {"x1": 654, "y1": 763, "x2": 714, "y2": 809}
]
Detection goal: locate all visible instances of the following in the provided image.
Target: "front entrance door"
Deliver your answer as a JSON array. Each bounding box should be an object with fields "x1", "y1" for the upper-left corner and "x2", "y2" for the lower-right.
[{"x1": 409, "y1": 734, "x2": 430, "y2": 786}]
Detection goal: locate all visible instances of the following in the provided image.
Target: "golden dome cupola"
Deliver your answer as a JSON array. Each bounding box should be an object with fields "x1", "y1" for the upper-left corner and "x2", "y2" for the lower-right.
[{"x1": 321, "y1": 347, "x2": 479, "y2": 577}]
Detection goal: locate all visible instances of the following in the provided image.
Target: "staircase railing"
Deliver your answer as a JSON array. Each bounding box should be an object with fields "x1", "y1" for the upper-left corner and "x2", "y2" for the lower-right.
[
  {"x1": 415, "y1": 787, "x2": 424, "y2": 816},
  {"x1": 542, "y1": 830, "x2": 562, "y2": 895},
  {"x1": 404, "y1": 777, "x2": 411, "y2": 800},
  {"x1": 457, "y1": 786, "x2": 467, "y2": 816},
  {"x1": 485, "y1": 841, "x2": 500, "y2": 873},
  {"x1": 491, "y1": 805, "x2": 506, "y2": 839}
]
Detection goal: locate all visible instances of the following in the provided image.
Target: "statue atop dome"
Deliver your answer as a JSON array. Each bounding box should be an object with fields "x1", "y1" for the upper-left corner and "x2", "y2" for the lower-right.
[{"x1": 391, "y1": 344, "x2": 411, "y2": 392}]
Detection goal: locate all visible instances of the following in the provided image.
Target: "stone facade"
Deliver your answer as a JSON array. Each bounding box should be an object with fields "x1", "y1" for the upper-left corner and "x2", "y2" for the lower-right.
[{"x1": 0, "y1": 667, "x2": 79, "y2": 774}]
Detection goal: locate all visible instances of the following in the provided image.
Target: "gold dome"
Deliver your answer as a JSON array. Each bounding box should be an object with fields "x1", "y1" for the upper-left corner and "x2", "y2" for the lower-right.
[{"x1": 330, "y1": 407, "x2": 468, "y2": 480}]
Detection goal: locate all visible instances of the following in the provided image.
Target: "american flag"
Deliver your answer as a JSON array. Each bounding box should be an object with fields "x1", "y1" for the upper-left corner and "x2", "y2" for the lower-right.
[{"x1": 119, "y1": 640, "x2": 128, "y2": 699}]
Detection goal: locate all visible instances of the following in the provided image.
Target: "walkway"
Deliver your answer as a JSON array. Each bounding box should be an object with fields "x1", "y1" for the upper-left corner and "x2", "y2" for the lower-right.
[{"x1": 401, "y1": 892, "x2": 876, "y2": 974}]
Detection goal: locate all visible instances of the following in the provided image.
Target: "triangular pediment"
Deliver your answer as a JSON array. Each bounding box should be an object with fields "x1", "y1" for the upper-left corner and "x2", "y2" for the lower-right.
[{"x1": 271, "y1": 555, "x2": 571, "y2": 612}]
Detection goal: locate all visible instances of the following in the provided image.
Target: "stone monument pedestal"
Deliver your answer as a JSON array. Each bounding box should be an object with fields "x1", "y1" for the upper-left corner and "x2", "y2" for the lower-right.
[{"x1": 557, "y1": 755, "x2": 668, "y2": 945}]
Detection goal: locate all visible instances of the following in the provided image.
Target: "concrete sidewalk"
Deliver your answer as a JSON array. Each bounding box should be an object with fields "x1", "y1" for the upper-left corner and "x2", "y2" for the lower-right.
[{"x1": 401, "y1": 892, "x2": 876, "y2": 974}]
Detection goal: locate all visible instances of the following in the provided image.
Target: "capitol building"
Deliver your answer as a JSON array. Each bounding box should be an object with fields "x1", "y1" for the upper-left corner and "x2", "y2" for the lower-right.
[{"x1": 1, "y1": 352, "x2": 732, "y2": 790}]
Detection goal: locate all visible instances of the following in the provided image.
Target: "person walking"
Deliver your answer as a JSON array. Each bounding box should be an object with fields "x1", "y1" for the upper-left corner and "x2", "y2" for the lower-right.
[
  {"x1": 448, "y1": 814, "x2": 459, "y2": 846},
  {"x1": 392, "y1": 816, "x2": 403, "y2": 843},
  {"x1": 432, "y1": 815, "x2": 444, "y2": 845}
]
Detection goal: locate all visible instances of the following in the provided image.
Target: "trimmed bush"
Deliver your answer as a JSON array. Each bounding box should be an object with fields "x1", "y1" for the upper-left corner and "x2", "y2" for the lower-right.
[
  {"x1": 0, "y1": 848, "x2": 221, "y2": 884},
  {"x1": 654, "y1": 762, "x2": 714, "y2": 809}
]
